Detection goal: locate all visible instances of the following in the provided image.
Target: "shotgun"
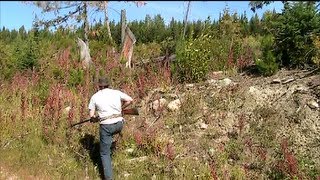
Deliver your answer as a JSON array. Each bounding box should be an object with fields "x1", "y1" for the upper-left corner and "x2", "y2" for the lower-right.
[{"x1": 70, "y1": 107, "x2": 139, "y2": 128}]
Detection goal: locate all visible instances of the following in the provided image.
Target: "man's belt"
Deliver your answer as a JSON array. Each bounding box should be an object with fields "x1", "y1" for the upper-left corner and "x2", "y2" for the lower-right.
[{"x1": 99, "y1": 114, "x2": 122, "y2": 122}]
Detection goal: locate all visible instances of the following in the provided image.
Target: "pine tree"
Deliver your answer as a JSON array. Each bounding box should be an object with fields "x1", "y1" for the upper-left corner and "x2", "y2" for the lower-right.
[{"x1": 249, "y1": 13, "x2": 260, "y2": 35}]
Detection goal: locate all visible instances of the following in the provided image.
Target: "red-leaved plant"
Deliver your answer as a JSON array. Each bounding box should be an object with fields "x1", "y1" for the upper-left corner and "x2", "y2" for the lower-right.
[{"x1": 277, "y1": 139, "x2": 302, "y2": 179}]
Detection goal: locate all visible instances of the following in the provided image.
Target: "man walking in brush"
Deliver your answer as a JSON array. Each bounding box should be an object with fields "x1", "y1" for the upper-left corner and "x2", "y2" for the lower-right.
[{"x1": 88, "y1": 77, "x2": 133, "y2": 180}]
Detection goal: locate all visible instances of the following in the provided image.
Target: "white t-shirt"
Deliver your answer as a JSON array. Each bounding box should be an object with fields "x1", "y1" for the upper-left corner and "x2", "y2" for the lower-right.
[{"x1": 88, "y1": 88, "x2": 133, "y2": 124}]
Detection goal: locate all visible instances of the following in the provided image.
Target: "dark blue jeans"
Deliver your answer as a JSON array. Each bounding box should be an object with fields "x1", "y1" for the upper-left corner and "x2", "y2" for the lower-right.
[{"x1": 100, "y1": 121, "x2": 123, "y2": 180}]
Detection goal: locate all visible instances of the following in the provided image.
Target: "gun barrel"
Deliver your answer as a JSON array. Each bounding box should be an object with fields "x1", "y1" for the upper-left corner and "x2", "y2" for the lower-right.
[
  {"x1": 70, "y1": 119, "x2": 91, "y2": 128},
  {"x1": 70, "y1": 108, "x2": 139, "y2": 128}
]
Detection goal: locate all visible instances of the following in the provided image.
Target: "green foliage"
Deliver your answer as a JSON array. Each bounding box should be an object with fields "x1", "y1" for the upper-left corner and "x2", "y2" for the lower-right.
[
  {"x1": 174, "y1": 34, "x2": 211, "y2": 83},
  {"x1": 68, "y1": 68, "x2": 85, "y2": 87},
  {"x1": 53, "y1": 30, "x2": 76, "y2": 49},
  {"x1": 168, "y1": 17, "x2": 183, "y2": 40},
  {"x1": 249, "y1": 13, "x2": 262, "y2": 35},
  {"x1": 298, "y1": 155, "x2": 320, "y2": 179},
  {"x1": 243, "y1": 35, "x2": 262, "y2": 59},
  {"x1": 225, "y1": 139, "x2": 244, "y2": 162},
  {"x1": 256, "y1": 35, "x2": 278, "y2": 76},
  {"x1": 109, "y1": 20, "x2": 122, "y2": 46},
  {"x1": 239, "y1": 12, "x2": 250, "y2": 36},
  {"x1": 19, "y1": 130, "x2": 44, "y2": 164},
  {"x1": 218, "y1": 8, "x2": 241, "y2": 37},
  {"x1": 0, "y1": 40, "x2": 15, "y2": 80},
  {"x1": 89, "y1": 39, "x2": 109, "y2": 58},
  {"x1": 160, "y1": 37, "x2": 176, "y2": 55},
  {"x1": 215, "y1": 8, "x2": 249, "y2": 72},
  {"x1": 126, "y1": 14, "x2": 202, "y2": 46},
  {"x1": 173, "y1": 8, "x2": 264, "y2": 80},
  {"x1": 18, "y1": 25, "x2": 27, "y2": 40},
  {"x1": 52, "y1": 67, "x2": 65, "y2": 81},
  {"x1": 274, "y1": 2, "x2": 320, "y2": 68},
  {"x1": 230, "y1": 165, "x2": 247, "y2": 180},
  {"x1": 311, "y1": 35, "x2": 320, "y2": 66},
  {"x1": 260, "y1": 9, "x2": 279, "y2": 35},
  {"x1": 256, "y1": 52, "x2": 278, "y2": 76},
  {"x1": 134, "y1": 42, "x2": 162, "y2": 60},
  {"x1": 150, "y1": 14, "x2": 167, "y2": 42},
  {"x1": 267, "y1": 166, "x2": 287, "y2": 180},
  {"x1": 13, "y1": 34, "x2": 39, "y2": 71}
]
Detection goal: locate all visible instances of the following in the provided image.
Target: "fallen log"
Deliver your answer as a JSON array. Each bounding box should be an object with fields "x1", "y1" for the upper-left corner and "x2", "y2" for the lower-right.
[{"x1": 134, "y1": 54, "x2": 176, "y2": 67}]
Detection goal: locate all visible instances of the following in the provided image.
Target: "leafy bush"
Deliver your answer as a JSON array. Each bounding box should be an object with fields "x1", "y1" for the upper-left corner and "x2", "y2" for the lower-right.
[
  {"x1": 13, "y1": 34, "x2": 39, "y2": 71},
  {"x1": 160, "y1": 37, "x2": 176, "y2": 55},
  {"x1": 68, "y1": 68, "x2": 84, "y2": 87},
  {"x1": 89, "y1": 39, "x2": 110, "y2": 58},
  {"x1": 34, "y1": 77, "x2": 51, "y2": 105},
  {"x1": 0, "y1": 40, "x2": 15, "y2": 80},
  {"x1": 274, "y1": 2, "x2": 320, "y2": 68},
  {"x1": 256, "y1": 35, "x2": 278, "y2": 76},
  {"x1": 174, "y1": 34, "x2": 212, "y2": 83},
  {"x1": 237, "y1": 36, "x2": 262, "y2": 71},
  {"x1": 209, "y1": 8, "x2": 254, "y2": 73},
  {"x1": 133, "y1": 42, "x2": 162, "y2": 60}
]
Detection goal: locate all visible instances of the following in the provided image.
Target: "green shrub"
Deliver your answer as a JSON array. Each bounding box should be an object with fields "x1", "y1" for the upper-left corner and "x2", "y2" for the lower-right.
[
  {"x1": 225, "y1": 139, "x2": 244, "y2": 162},
  {"x1": 68, "y1": 68, "x2": 84, "y2": 87},
  {"x1": 133, "y1": 42, "x2": 162, "y2": 60},
  {"x1": 13, "y1": 35, "x2": 39, "y2": 71},
  {"x1": 52, "y1": 67, "x2": 65, "y2": 81},
  {"x1": 237, "y1": 35, "x2": 262, "y2": 71},
  {"x1": 274, "y1": 2, "x2": 320, "y2": 68},
  {"x1": 53, "y1": 29, "x2": 75, "y2": 49},
  {"x1": 256, "y1": 35, "x2": 278, "y2": 76},
  {"x1": 298, "y1": 155, "x2": 320, "y2": 179},
  {"x1": 34, "y1": 78, "x2": 51, "y2": 105},
  {"x1": 89, "y1": 40, "x2": 109, "y2": 58},
  {"x1": 0, "y1": 40, "x2": 16, "y2": 80},
  {"x1": 160, "y1": 37, "x2": 176, "y2": 55},
  {"x1": 174, "y1": 34, "x2": 212, "y2": 83}
]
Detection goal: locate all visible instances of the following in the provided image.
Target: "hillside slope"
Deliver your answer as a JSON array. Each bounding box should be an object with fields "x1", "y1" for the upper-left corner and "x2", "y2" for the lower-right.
[{"x1": 117, "y1": 69, "x2": 320, "y2": 179}]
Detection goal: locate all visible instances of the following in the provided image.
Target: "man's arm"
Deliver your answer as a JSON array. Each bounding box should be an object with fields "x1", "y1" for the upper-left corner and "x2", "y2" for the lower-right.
[
  {"x1": 88, "y1": 96, "x2": 96, "y2": 118},
  {"x1": 122, "y1": 99, "x2": 133, "y2": 109},
  {"x1": 119, "y1": 91, "x2": 133, "y2": 109},
  {"x1": 89, "y1": 109, "x2": 95, "y2": 118},
  {"x1": 89, "y1": 108, "x2": 100, "y2": 123}
]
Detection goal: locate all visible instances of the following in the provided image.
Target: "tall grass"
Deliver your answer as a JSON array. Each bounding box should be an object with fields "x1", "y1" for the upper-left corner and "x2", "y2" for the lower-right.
[{"x1": 0, "y1": 42, "x2": 175, "y2": 179}]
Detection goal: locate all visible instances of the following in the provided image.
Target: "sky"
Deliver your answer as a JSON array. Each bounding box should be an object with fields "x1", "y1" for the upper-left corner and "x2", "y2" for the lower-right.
[{"x1": 0, "y1": 1, "x2": 284, "y2": 31}]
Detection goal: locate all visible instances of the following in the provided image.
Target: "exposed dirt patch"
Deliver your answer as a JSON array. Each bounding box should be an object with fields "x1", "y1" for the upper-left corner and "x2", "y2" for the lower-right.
[{"x1": 0, "y1": 165, "x2": 18, "y2": 180}]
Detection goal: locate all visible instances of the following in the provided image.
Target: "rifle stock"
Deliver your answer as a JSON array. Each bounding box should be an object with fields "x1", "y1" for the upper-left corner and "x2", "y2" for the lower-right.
[
  {"x1": 70, "y1": 107, "x2": 139, "y2": 128},
  {"x1": 122, "y1": 107, "x2": 139, "y2": 115}
]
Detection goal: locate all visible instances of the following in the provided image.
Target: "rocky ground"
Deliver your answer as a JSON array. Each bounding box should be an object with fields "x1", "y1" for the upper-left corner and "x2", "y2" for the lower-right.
[{"x1": 122, "y1": 68, "x2": 320, "y2": 178}]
